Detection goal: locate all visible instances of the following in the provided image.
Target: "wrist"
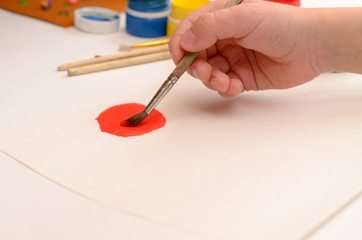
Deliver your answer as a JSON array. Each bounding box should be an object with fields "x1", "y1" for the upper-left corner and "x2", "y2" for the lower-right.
[{"x1": 308, "y1": 8, "x2": 362, "y2": 74}]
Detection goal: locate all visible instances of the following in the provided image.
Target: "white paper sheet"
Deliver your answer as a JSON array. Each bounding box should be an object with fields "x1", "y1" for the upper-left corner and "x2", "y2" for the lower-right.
[
  {"x1": 2, "y1": 1, "x2": 362, "y2": 239},
  {"x1": 1, "y1": 72, "x2": 362, "y2": 240},
  {"x1": 0, "y1": 152, "x2": 209, "y2": 240}
]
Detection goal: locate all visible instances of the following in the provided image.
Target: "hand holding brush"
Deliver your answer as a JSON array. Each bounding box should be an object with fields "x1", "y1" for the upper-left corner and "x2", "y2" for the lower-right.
[
  {"x1": 168, "y1": 0, "x2": 362, "y2": 98},
  {"x1": 121, "y1": 0, "x2": 244, "y2": 127}
]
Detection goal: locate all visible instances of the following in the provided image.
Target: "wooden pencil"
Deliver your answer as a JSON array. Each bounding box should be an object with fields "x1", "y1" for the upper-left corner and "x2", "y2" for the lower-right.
[
  {"x1": 131, "y1": 39, "x2": 169, "y2": 48},
  {"x1": 118, "y1": 39, "x2": 169, "y2": 50},
  {"x1": 58, "y1": 44, "x2": 169, "y2": 71},
  {"x1": 68, "y1": 51, "x2": 171, "y2": 76}
]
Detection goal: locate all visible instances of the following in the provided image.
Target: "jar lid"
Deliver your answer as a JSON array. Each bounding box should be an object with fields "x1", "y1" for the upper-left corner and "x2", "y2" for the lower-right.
[
  {"x1": 128, "y1": 0, "x2": 170, "y2": 12},
  {"x1": 74, "y1": 7, "x2": 120, "y2": 34},
  {"x1": 126, "y1": 6, "x2": 170, "y2": 19},
  {"x1": 170, "y1": 0, "x2": 210, "y2": 20}
]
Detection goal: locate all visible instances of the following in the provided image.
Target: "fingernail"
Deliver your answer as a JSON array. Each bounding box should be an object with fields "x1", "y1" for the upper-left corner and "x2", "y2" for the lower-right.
[
  {"x1": 191, "y1": 68, "x2": 198, "y2": 79},
  {"x1": 210, "y1": 78, "x2": 217, "y2": 89},
  {"x1": 182, "y1": 29, "x2": 198, "y2": 45}
]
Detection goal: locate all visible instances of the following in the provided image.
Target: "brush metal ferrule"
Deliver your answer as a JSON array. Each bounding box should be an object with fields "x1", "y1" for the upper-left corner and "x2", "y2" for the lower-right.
[{"x1": 144, "y1": 74, "x2": 179, "y2": 114}]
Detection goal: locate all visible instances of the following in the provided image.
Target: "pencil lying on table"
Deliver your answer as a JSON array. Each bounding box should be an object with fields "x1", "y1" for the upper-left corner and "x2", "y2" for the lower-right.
[
  {"x1": 68, "y1": 51, "x2": 171, "y2": 76},
  {"x1": 119, "y1": 39, "x2": 169, "y2": 50},
  {"x1": 57, "y1": 44, "x2": 171, "y2": 76}
]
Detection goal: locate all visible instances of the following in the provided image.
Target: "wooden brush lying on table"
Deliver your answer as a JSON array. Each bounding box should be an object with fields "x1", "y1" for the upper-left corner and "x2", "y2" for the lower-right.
[
  {"x1": 121, "y1": 0, "x2": 244, "y2": 127},
  {"x1": 57, "y1": 44, "x2": 171, "y2": 76}
]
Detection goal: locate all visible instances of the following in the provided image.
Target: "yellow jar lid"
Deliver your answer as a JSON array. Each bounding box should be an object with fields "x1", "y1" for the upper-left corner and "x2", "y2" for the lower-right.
[{"x1": 170, "y1": 0, "x2": 210, "y2": 20}]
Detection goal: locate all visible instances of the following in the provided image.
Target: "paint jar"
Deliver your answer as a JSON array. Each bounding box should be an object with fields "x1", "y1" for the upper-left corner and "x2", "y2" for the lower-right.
[
  {"x1": 74, "y1": 7, "x2": 120, "y2": 34},
  {"x1": 167, "y1": 0, "x2": 210, "y2": 38},
  {"x1": 266, "y1": 0, "x2": 301, "y2": 7},
  {"x1": 126, "y1": 0, "x2": 171, "y2": 38}
]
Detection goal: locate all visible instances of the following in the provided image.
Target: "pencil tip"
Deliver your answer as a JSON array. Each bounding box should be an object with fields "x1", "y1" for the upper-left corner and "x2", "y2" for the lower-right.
[{"x1": 118, "y1": 45, "x2": 131, "y2": 51}]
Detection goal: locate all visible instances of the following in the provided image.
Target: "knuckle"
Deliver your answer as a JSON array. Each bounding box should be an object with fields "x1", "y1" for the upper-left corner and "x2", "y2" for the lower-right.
[{"x1": 194, "y1": 13, "x2": 215, "y2": 34}]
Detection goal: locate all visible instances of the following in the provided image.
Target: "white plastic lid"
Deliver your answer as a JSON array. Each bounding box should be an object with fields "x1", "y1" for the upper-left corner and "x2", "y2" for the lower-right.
[{"x1": 74, "y1": 7, "x2": 120, "y2": 34}]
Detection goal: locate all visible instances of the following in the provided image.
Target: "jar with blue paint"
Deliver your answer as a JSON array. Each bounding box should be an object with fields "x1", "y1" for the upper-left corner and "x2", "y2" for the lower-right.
[{"x1": 126, "y1": 0, "x2": 170, "y2": 38}]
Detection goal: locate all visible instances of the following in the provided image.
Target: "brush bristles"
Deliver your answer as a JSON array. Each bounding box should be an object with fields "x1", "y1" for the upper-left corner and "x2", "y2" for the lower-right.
[{"x1": 120, "y1": 111, "x2": 149, "y2": 127}]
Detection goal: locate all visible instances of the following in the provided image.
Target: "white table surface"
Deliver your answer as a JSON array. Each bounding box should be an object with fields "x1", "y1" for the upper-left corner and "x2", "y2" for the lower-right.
[{"x1": 1, "y1": 0, "x2": 362, "y2": 239}]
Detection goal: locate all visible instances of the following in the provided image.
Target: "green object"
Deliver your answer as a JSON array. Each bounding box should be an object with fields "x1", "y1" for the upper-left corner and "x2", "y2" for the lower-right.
[
  {"x1": 18, "y1": 0, "x2": 29, "y2": 5},
  {"x1": 59, "y1": 10, "x2": 72, "y2": 16},
  {"x1": 64, "y1": 3, "x2": 73, "y2": 8}
]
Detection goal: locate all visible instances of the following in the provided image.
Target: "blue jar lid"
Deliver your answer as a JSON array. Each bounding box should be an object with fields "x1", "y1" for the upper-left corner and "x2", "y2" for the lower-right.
[{"x1": 128, "y1": 0, "x2": 170, "y2": 12}]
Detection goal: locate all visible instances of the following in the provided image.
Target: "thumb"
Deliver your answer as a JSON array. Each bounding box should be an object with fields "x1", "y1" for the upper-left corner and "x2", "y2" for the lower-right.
[{"x1": 180, "y1": 3, "x2": 266, "y2": 52}]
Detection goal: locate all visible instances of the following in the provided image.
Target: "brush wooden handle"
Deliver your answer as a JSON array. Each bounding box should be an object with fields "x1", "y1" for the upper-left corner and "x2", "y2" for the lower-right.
[
  {"x1": 58, "y1": 44, "x2": 169, "y2": 71},
  {"x1": 68, "y1": 51, "x2": 171, "y2": 76},
  {"x1": 171, "y1": 52, "x2": 200, "y2": 79},
  {"x1": 227, "y1": 0, "x2": 243, "y2": 8}
]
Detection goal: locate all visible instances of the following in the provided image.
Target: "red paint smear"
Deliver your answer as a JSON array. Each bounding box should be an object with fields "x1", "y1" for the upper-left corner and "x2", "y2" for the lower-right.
[
  {"x1": 96, "y1": 103, "x2": 166, "y2": 137},
  {"x1": 266, "y1": 0, "x2": 301, "y2": 6}
]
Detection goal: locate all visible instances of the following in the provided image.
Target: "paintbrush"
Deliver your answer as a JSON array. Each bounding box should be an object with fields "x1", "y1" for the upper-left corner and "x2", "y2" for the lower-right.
[
  {"x1": 119, "y1": 39, "x2": 169, "y2": 51},
  {"x1": 121, "y1": 0, "x2": 244, "y2": 127}
]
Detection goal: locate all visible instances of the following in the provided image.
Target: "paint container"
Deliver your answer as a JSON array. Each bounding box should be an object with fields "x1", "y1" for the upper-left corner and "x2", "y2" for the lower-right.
[
  {"x1": 167, "y1": 0, "x2": 210, "y2": 38},
  {"x1": 266, "y1": 0, "x2": 301, "y2": 7},
  {"x1": 126, "y1": 0, "x2": 171, "y2": 38},
  {"x1": 74, "y1": 7, "x2": 120, "y2": 34}
]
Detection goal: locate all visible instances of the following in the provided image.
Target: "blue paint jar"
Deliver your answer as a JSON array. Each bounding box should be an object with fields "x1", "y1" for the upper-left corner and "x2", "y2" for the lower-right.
[{"x1": 126, "y1": 0, "x2": 170, "y2": 38}]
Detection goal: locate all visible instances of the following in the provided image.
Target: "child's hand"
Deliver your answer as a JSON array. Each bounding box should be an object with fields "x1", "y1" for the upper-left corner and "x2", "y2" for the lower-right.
[{"x1": 169, "y1": 0, "x2": 361, "y2": 98}]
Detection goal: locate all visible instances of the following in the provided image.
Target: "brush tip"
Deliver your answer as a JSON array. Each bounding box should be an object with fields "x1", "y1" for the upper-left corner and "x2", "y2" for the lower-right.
[{"x1": 120, "y1": 111, "x2": 148, "y2": 127}]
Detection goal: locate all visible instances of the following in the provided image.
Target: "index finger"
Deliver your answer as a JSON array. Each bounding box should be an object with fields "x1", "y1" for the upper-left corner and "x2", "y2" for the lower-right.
[{"x1": 168, "y1": 0, "x2": 230, "y2": 64}]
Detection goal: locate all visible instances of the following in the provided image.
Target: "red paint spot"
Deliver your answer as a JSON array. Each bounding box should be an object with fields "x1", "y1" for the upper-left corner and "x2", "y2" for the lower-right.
[
  {"x1": 96, "y1": 103, "x2": 166, "y2": 137},
  {"x1": 266, "y1": 0, "x2": 301, "y2": 6}
]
